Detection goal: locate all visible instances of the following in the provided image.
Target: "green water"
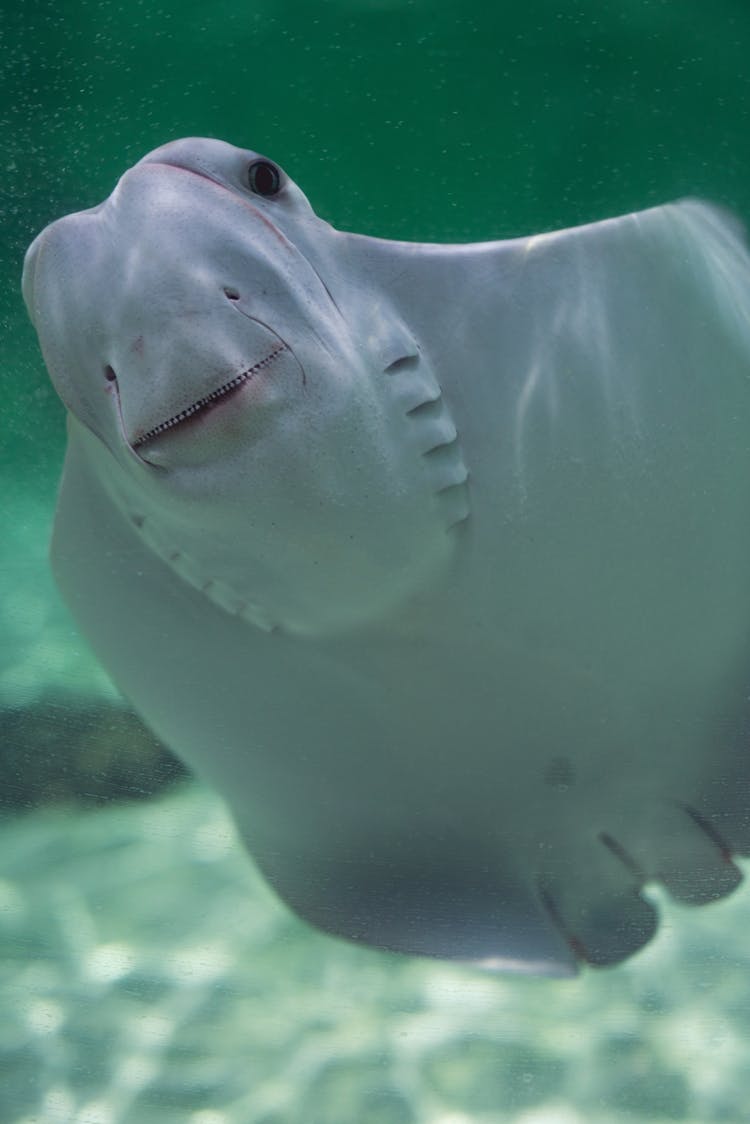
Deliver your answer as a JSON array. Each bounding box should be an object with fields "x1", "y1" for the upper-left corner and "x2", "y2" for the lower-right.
[{"x1": 4, "y1": 1, "x2": 750, "y2": 1119}]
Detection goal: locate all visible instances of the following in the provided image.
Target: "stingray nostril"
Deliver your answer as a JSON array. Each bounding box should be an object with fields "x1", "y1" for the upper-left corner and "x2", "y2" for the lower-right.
[
  {"x1": 104, "y1": 364, "x2": 117, "y2": 382},
  {"x1": 223, "y1": 286, "x2": 241, "y2": 301},
  {"x1": 384, "y1": 355, "x2": 419, "y2": 375}
]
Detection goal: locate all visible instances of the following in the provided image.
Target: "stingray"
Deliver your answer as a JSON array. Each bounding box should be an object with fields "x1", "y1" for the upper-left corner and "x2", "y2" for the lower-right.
[{"x1": 21, "y1": 138, "x2": 750, "y2": 976}]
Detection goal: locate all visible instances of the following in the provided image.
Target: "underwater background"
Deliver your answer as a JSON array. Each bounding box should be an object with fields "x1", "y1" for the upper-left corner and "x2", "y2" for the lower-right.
[{"x1": 4, "y1": 1, "x2": 750, "y2": 1120}]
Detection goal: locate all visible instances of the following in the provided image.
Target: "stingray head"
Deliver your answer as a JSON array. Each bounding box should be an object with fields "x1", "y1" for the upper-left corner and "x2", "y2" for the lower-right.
[{"x1": 23, "y1": 138, "x2": 469, "y2": 634}]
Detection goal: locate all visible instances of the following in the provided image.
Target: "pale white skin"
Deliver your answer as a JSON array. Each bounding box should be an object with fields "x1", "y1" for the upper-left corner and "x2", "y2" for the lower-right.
[{"x1": 23, "y1": 138, "x2": 750, "y2": 975}]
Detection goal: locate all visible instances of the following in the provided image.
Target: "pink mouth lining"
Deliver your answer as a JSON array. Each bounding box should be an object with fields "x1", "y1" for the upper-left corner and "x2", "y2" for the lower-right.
[{"x1": 132, "y1": 344, "x2": 288, "y2": 448}]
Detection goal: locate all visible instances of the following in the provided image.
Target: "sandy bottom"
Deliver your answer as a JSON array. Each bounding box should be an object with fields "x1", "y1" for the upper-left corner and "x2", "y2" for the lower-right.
[{"x1": 1, "y1": 782, "x2": 748, "y2": 1124}]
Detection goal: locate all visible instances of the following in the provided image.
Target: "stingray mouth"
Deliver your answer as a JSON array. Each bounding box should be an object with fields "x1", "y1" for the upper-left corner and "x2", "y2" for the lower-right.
[{"x1": 131, "y1": 343, "x2": 289, "y2": 449}]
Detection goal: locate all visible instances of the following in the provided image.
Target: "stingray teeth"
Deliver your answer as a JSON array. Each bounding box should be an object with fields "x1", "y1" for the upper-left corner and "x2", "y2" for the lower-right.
[{"x1": 133, "y1": 344, "x2": 288, "y2": 447}]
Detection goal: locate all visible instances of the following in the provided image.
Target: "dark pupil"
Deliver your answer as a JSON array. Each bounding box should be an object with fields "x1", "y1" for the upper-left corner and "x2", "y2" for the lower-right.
[{"x1": 250, "y1": 161, "x2": 279, "y2": 196}]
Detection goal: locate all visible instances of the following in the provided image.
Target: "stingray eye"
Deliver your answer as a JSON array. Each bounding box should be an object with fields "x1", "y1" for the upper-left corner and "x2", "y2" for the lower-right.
[{"x1": 247, "y1": 160, "x2": 281, "y2": 197}]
